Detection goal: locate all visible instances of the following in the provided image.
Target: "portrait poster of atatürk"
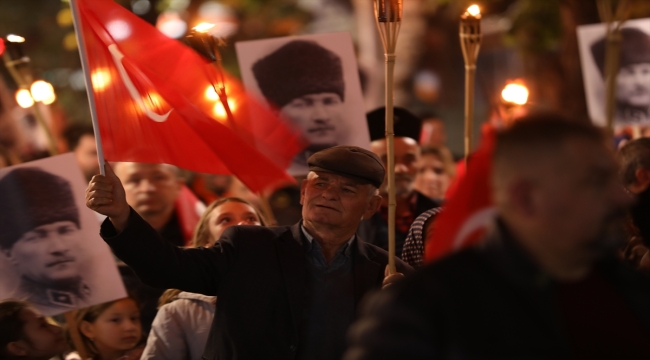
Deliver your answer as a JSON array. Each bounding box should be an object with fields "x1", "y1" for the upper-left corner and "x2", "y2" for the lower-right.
[
  {"x1": 236, "y1": 32, "x2": 371, "y2": 176},
  {"x1": 0, "y1": 153, "x2": 126, "y2": 316}
]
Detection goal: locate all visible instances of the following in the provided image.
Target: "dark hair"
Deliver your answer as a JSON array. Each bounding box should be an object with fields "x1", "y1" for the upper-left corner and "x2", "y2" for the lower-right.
[
  {"x1": 619, "y1": 138, "x2": 650, "y2": 187},
  {"x1": 192, "y1": 197, "x2": 267, "y2": 248},
  {"x1": 0, "y1": 300, "x2": 30, "y2": 359},
  {"x1": 494, "y1": 113, "x2": 604, "y2": 165},
  {"x1": 62, "y1": 123, "x2": 95, "y2": 151}
]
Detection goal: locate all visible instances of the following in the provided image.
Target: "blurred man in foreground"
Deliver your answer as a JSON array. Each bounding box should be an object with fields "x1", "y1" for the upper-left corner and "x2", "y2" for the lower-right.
[{"x1": 345, "y1": 114, "x2": 650, "y2": 359}]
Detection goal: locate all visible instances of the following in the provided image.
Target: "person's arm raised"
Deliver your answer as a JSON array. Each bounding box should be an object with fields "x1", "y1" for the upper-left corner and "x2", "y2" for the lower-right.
[{"x1": 85, "y1": 162, "x2": 130, "y2": 233}]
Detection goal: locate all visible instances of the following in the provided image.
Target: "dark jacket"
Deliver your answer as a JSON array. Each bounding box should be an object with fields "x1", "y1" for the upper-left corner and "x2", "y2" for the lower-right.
[
  {"x1": 356, "y1": 190, "x2": 441, "y2": 258},
  {"x1": 344, "y1": 222, "x2": 650, "y2": 360},
  {"x1": 101, "y1": 208, "x2": 411, "y2": 360}
]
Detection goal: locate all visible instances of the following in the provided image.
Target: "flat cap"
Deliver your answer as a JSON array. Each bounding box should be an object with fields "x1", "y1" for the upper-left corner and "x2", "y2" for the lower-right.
[
  {"x1": 0, "y1": 167, "x2": 80, "y2": 249},
  {"x1": 308, "y1": 146, "x2": 385, "y2": 188},
  {"x1": 367, "y1": 106, "x2": 422, "y2": 141}
]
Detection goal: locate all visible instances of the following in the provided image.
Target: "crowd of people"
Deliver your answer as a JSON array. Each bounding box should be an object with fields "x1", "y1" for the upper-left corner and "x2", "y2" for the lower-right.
[{"x1": 2, "y1": 104, "x2": 650, "y2": 360}]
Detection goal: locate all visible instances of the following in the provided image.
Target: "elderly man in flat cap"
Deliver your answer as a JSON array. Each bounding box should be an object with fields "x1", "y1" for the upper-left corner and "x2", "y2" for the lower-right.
[
  {"x1": 253, "y1": 40, "x2": 347, "y2": 173},
  {"x1": 0, "y1": 167, "x2": 90, "y2": 315},
  {"x1": 360, "y1": 107, "x2": 442, "y2": 259},
  {"x1": 86, "y1": 146, "x2": 411, "y2": 360},
  {"x1": 591, "y1": 27, "x2": 650, "y2": 123}
]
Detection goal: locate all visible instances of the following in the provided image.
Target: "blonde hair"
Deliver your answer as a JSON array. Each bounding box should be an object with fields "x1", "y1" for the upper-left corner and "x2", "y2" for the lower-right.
[{"x1": 192, "y1": 197, "x2": 267, "y2": 248}]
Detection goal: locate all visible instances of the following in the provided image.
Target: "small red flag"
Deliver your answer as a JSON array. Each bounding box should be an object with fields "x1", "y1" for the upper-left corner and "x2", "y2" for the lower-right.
[
  {"x1": 424, "y1": 124, "x2": 497, "y2": 263},
  {"x1": 73, "y1": 0, "x2": 305, "y2": 192}
]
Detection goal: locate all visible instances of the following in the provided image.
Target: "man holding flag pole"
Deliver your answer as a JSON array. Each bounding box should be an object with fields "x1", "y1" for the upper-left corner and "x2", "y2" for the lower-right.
[{"x1": 74, "y1": 0, "x2": 410, "y2": 359}]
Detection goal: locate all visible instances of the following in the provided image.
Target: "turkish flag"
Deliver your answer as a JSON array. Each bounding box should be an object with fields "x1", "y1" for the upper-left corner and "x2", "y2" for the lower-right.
[
  {"x1": 424, "y1": 124, "x2": 497, "y2": 263},
  {"x1": 73, "y1": 0, "x2": 305, "y2": 192}
]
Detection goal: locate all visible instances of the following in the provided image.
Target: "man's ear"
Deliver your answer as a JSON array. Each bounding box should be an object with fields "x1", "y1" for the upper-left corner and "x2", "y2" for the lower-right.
[
  {"x1": 635, "y1": 168, "x2": 650, "y2": 192},
  {"x1": 299, "y1": 179, "x2": 308, "y2": 206},
  {"x1": 508, "y1": 179, "x2": 536, "y2": 217},
  {"x1": 363, "y1": 194, "x2": 382, "y2": 220},
  {"x1": 6, "y1": 341, "x2": 28, "y2": 356},
  {"x1": 1, "y1": 248, "x2": 12, "y2": 260}
]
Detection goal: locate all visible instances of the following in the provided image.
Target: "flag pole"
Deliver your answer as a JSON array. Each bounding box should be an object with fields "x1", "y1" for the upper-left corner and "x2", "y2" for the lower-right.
[
  {"x1": 597, "y1": 0, "x2": 630, "y2": 135},
  {"x1": 69, "y1": 0, "x2": 106, "y2": 176},
  {"x1": 374, "y1": 0, "x2": 402, "y2": 275}
]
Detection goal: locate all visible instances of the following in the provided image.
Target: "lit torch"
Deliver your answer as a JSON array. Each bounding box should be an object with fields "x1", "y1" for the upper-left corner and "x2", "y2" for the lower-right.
[
  {"x1": 374, "y1": 0, "x2": 402, "y2": 274},
  {"x1": 499, "y1": 80, "x2": 529, "y2": 125},
  {"x1": 460, "y1": 4, "x2": 481, "y2": 158},
  {"x1": 183, "y1": 23, "x2": 235, "y2": 128}
]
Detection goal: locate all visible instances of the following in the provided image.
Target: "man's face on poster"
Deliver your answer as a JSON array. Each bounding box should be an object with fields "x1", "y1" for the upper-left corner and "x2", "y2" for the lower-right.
[
  {"x1": 280, "y1": 92, "x2": 344, "y2": 147},
  {"x1": 3, "y1": 221, "x2": 82, "y2": 285},
  {"x1": 616, "y1": 63, "x2": 650, "y2": 108}
]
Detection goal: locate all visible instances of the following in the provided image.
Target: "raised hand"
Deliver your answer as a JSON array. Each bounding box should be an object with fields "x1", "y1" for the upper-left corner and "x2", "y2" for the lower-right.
[{"x1": 85, "y1": 162, "x2": 130, "y2": 232}]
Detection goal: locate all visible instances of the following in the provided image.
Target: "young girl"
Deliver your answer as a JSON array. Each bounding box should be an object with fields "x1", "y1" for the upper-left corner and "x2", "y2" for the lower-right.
[
  {"x1": 1, "y1": 299, "x2": 68, "y2": 360},
  {"x1": 71, "y1": 297, "x2": 142, "y2": 360},
  {"x1": 141, "y1": 197, "x2": 265, "y2": 360}
]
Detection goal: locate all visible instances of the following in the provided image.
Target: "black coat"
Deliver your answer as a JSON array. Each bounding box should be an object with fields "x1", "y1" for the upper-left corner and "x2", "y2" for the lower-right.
[
  {"x1": 344, "y1": 222, "x2": 650, "y2": 360},
  {"x1": 101, "y1": 208, "x2": 411, "y2": 360}
]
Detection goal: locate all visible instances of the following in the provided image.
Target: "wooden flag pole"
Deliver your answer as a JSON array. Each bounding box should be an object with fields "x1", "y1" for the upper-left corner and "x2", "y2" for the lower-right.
[
  {"x1": 597, "y1": 0, "x2": 630, "y2": 135},
  {"x1": 69, "y1": 0, "x2": 107, "y2": 175},
  {"x1": 460, "y1": 5, "x2": 482, "y2": 158},
  {"x1": 374, "y1": 0, "x2": 402, "y2": 275}
]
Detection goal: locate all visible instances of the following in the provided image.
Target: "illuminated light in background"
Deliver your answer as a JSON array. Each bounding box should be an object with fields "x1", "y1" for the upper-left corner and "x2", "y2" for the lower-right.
[
  {"x1": 57, "y1": 8, "x2": 73, "y2": 27},
  {"x1": 467, "y1": 5, "x2": 481, "y2": 17},
  {"x1": 91, "y1": 69, "x2": 111, "y2": 91},
  {"x1": 145, "y1": 92, "x2": 169, "y2": 111},
  {"x1": 30, "y1": 81, "x2": 55, "y2": 102},
  {"x1": 193, "y1": 23, "x2": 215, "y2": 32},
  {"x1": 205, "y1": 86, "x2": 219, "y2": 101},
  {"x1": 15, "y1": 89, "x2": 34, "y2": 108},
  {"x1": 63, "y1": 32, "x2": 78, "y2": 50},
  {"x1": 42, "y1": 92, "x2": 56, "y2": 105},
  {"x1": 213, "y1": 99, "x2": 236, "y2": 119},
  {"x1": 7, "y1": 34, "x2": 25, "y2": 43},
  {"x1": 501, "y1": 82, "x2": 529, "y2": 105},
  {"x1": 132, "y1": 0, "x2": 151, "y2": 15},
  {"x1": 156, "y1": 11, "x2": 187, "y2": 39},
  {"x1": 107, "y1": 20, "x2": 132, "y2": 40},
  {"x1": 196, "y1": 1, "x2": 238, "y2": 38}
]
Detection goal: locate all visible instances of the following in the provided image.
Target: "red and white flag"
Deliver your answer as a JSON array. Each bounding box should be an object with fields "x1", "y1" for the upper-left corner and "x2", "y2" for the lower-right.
[
  {"x1": 424, "y1": 124, "x2": 497, "y2": 263},
  {"x1": 71, "y1": 0, "x2": 305, "y2": 192}
]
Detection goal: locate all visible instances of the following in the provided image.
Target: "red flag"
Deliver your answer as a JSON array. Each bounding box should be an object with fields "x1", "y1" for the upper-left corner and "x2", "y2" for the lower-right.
[
  {"x1": 174, "y1": 185, "x2": 206, "y2": 247},
  {"x1": 424, "y1": 124, "x2": 497, "y2": 263},
  {"x1": 73, "y1": 0, "x2": 305, "y2": 192}
]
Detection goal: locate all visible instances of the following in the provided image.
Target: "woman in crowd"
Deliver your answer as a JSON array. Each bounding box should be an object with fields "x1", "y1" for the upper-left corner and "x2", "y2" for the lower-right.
[
  {"x1": 141, "y1": 197, "x2": 266, "y2": 360},
  {"x1": 0, "y1": 299, "x2": 68, "y2": 360},
  {"x1": 414, "y1": 146, "x2": 455, "y2": 200},
  {"x1": 70, "y1": 296, "x2": 143, "y2": 360}
]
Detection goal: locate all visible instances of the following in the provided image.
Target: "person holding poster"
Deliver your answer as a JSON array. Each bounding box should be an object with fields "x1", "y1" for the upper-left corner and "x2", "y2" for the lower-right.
[{"x1": 0, "y1": 168, "x2": 92, "y2": 315}]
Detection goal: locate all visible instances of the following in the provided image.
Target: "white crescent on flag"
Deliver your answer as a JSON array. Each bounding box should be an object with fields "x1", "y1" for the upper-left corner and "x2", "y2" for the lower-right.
[
  {"x1": 452, "y1": 206, "x2": 497, "y2": 249},
  {"x1": 108, "y1": 44, "x2": 172, "y2": 123}
]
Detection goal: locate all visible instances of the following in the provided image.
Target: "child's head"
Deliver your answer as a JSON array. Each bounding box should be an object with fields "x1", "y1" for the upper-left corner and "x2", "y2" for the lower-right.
[
  {"x1": 0, "y1": 300, "x2": 67, "y2": 359},
  {"x1": 193, "y1": 197, "x2": 266, "y2": 248},
  {"x1": 75, "y1": 297, "x2": 142, "y2": 359}
]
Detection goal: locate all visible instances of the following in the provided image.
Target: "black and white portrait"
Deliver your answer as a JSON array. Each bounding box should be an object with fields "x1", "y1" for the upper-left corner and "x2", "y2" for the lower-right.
[
  {"x1": 236, "y1": 32, "x2": 371, "y2": 176},
  {"x1": 0, "y1": 153, "x2": 126, "y2": 316},
  {"x1": 578, "y1": 18, "x2": 650, "y2": 126}
]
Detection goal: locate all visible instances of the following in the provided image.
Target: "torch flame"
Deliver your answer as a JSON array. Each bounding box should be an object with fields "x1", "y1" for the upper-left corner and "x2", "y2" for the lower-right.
[
  {"x1": 7, "y1": 34, "x2": 25, "y2": 43},
  {"x1": 193, "y1": 23, "x2": 215, "y2": 33},
  {"x1": 501, "y1": 82, "x2": 529, "y2": 106},
  {"x1": 467, "y1": 5, "x2": 481, "y2": 17}
]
